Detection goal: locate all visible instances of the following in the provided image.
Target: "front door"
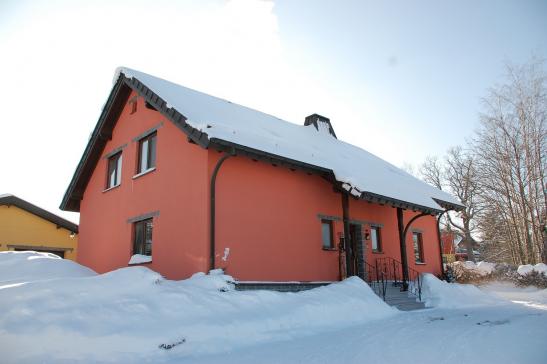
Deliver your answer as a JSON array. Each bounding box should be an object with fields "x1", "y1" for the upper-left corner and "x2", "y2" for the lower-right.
[{"x1": 347, "y1": 224, "x2": 364, "y2": 278}]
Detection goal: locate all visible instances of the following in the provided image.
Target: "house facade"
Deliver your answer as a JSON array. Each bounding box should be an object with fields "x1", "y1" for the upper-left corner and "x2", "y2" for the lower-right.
[
  {"x1": 61, "y1": 68, "x2": 463, "y2": 284},
  {"x1": 0, "y1": 194, "x2": 78, "y2": 259}
]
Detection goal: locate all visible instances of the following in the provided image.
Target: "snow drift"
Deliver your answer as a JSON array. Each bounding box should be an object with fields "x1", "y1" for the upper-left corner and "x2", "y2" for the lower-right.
[
  {"x1": 0, "y1": 252, "x2": 395, "y2": 363},
  {"x1": 517, "y1": 263, "x2": 547, "y2": 276},
  {"x1": 421, "y1": 273, "x2": 500, "y2": 308},
  {"x1": 0, "y1": 251, "x2": 96, "y2": 285}
]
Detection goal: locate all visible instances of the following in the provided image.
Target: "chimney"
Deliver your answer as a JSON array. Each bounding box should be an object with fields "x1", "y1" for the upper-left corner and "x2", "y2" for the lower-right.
[{"x1": 304, "y1": 114, "x2": 337, "y2": 138}]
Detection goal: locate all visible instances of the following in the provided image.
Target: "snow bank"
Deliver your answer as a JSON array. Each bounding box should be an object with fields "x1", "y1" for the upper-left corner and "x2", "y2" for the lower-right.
[
  {"x1": 476, "y1": 261, "x2": 495, "y2": 275},
  {"x1": 517, "y1": 263, "x2": 547, "y2": 276},
  {"x1": 0, "y1": 256, "x2": 395, "y2": 362},
  {"x1": 534, "y1": 263, "x2": 547, "y2": 274},
  {"x1": 0, "y1": 251, "x2": 95, "y2": 285},
  {"x1": 453, "y1": 260, "x2": 496, "y2": 276},
  {"x1": 421, "y1": 273, "x2": 499, "y2": 308}
]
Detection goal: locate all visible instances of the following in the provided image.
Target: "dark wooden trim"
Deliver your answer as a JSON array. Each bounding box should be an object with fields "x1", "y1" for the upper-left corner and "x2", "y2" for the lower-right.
[
  {"x1": 126, "y1": 210, "x2": 160, "y2": 223},
  {"x1": 341, "y1": 192, "x2": 352, "y2": 276},
  {"x1": 60, "y1": 71, "x2": 462, "y2": 216},
  {"x1": 1, "y1": 195, "x2": 78, "y2": 233},
  {"x1": 60, "y1": 76, "x2": 132, "y2": 211},
  {"x1": 397, "y1": 207, "x2": 409, "y2": 290}
]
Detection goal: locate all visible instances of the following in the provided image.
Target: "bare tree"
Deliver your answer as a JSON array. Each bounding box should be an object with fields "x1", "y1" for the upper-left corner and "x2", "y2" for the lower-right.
[
  {"x1": 420, "y1": 148, "x2": 481, "y2": 262},
  {"x1": 473, "y1": 58, "x2": 546, "y2": 264}
]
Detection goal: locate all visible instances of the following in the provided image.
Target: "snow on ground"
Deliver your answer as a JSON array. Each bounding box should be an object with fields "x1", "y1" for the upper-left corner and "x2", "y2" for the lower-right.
[
  {"x1": 1, "y1": 252, "x2": 546, "y2": 364},
  {"x1": 0, "y1": 251, "x2": 395, "y2": 363},
  {"x1": 0, "y1": 251, "x2": 96, "y2": 285},
  {"x1": 421, "y1": 273, "x2": 500, "y2": 308},
  {"x1": 517, "y1": 263, "x2": 547, "y2": 275}
]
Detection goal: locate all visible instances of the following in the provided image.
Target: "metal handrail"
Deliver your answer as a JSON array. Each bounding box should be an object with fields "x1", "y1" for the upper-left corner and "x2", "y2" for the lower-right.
[{"x1": 375, "y1": 256, "x2": 423, "y2": 301}]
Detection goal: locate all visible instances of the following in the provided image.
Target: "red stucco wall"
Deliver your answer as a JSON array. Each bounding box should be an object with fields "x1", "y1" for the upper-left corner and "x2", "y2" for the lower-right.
[
  {"x1": 77, "y1": 90, "x2": 442, "y2": 281},
  {"x1": 78, "y1": 91, "x2": 209, "y2": 279}
]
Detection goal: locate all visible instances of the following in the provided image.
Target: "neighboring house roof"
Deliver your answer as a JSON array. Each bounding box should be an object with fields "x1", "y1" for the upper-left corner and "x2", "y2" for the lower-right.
[
  {"x1": 1, "y1": 194, "x2": 78, "y2": 233},
  {"x1": 61, "y1": 67, "x2": 464, "y2": 214}
]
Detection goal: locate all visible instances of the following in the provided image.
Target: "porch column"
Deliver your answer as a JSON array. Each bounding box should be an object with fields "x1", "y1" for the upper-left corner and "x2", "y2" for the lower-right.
[{"x1": 397, "y1": 207, "x2": 409, "y2": 290}]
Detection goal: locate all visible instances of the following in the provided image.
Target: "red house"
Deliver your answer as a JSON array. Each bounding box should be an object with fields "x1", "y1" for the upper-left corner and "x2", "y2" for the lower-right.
[{"x1": 61, "y1": 67, "x2": 463, "y2": 288}]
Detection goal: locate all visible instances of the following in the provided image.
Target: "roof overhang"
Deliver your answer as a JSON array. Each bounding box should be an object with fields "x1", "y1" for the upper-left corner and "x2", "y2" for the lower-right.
[
  {"x1": 61, "y1": 71, "x2": 465, "y2": 216},
  {"x1": 1, "y1": 195, "x2": 78, "y2": 233}
]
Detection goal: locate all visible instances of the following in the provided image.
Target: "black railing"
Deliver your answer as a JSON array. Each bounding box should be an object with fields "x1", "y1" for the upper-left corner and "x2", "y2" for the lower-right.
[
  {"x1": 407, "y1": 266, "x2": 422, "y2": 301},
  {"x1": 364, "y1": 261, "x2": 387, "y2": 300},
  {"x1": 365, "y1": 256, "x2": 423, "y2": 302}
]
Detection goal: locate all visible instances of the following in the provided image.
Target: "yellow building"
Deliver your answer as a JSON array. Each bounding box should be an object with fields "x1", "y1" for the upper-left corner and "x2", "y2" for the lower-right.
[{"x1": 0, "y1": 194, "x2": 78, "y2": 260}]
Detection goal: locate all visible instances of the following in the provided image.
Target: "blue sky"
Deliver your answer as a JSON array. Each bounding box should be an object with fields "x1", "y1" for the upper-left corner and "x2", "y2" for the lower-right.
[{"x1": 0, "y1": 0, "x2": 545, "y2": 222}]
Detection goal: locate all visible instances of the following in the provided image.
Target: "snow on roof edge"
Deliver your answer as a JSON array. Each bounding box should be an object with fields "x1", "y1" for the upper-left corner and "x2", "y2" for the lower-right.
[{"x1": 116, "y1": 67, "x2": 462, "y2": 212}]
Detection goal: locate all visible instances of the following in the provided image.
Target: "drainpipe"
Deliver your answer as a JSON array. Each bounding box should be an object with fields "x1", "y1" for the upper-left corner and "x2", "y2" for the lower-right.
[
  {"x1": 210, "y1": 149, "x2": 235, "y2": 271},
  {"x1": 341, "y1": 191, "x2": 353, "y2": 276}
]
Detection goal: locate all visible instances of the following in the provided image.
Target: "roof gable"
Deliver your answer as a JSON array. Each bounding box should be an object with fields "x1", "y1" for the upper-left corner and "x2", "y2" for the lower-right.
[
  {"x1": 1, "y1": 194, "x2": 78, "y2": 233},
  {"x1": 61, "y1": 67, "x2": 463, "y2": 213}
]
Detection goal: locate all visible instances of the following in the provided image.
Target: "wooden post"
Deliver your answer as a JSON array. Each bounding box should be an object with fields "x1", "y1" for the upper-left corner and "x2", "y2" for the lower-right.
[
  {"x1": 397, "y1": 207, "x2": 409, "y2": 291},
  {"x1": 342, "y1": 192, "x2": 353, "y2": 276}
]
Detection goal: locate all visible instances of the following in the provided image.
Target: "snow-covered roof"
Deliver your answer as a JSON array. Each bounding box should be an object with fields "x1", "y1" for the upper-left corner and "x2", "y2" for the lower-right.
[{"x1": 114, "y1": 67, "x2": 461, "y2": 212}]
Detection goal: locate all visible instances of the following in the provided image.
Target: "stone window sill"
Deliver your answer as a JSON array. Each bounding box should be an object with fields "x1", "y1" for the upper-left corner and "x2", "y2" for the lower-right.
[
  {"x1": 102, "y1": 184, "x2": 121, "y2": 193},
  {"x1": 132, "y1": 167, "x2": 156, "y2": 180}
]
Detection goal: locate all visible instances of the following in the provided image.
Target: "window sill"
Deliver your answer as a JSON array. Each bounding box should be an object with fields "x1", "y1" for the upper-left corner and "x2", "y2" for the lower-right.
[
  {"x1": 322, "y1": 247, "x2": 337, "y2": 252},
  {"x1": 372, "y1": 251, "x2": 384, "y2": 254},
  {"x1": 415, "y1": 262, "x2": 426, "y2": 265},
  {"x1": 102, "y1": 184, "x2": 121, "y2": 193},
  {"x1": 128, "y1": 261, "x2": 152, "y2": 266},
  {"x1": 128, "y1": 254, "x2": 152, "y2": 265},
  {"x1": 132, "y1": 167, "x2": 156, "y2": 180}
]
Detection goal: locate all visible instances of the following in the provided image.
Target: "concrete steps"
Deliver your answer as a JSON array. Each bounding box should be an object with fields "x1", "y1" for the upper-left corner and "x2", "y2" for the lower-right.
[{"x1": 379, "y1": 284, "x2": 426, "y2": 311}]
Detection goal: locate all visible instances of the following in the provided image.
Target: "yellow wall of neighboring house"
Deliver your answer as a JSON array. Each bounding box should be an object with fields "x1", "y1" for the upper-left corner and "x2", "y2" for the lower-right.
[{"x1": 0, "y1": 205, "x2": 78, "y2": 260}]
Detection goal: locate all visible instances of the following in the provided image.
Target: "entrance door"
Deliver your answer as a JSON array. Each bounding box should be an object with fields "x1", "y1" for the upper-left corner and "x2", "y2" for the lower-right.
[{"x1": 348, "y1": 224, "x2": 364, "y2": 278}]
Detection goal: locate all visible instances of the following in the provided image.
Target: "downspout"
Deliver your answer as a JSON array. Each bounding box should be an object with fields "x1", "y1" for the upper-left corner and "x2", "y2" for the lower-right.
[
  {"x1": 210, "y1": 150, "x2": 235, "y2": 271},
  {"x1": 341, "y1": 191, "x2": 353, "y2": 277}
]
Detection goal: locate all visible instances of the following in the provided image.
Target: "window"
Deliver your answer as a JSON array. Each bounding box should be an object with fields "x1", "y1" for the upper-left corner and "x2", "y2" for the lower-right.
[
  {"x1": 413, "y1": 231, "x2": 424, "y2": 263},
  {"x1": 133, "y1": 218, "x2": 153, "y2": 256},
  {"x1": 137, "y1": 132, "x2": 157, "y2": 174},
  {"x1": 321, "y1": 219, "x2": 334, "y2": 249},
  {"x1": 371, "y1": 226, "x2": 382, "y2": 252},
  {"x1": 106, "y1": 152, "x2": 122, "y2": 188},
  {"x1": 129, "y1": 99, "x2": 137, "y2": 114}
]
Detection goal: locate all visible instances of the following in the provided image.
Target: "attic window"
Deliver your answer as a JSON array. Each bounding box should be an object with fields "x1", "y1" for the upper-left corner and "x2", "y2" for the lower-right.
[{"x1": 129, "y1": 98, "x2": 137, "y2": 114}]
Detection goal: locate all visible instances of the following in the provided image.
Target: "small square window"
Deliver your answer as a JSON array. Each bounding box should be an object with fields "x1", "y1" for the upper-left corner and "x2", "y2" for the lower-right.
[
  {"x1": 413, "y1": 232, "x2": 424, "y2": 263},
  {"x1": 129, "y1": 98, "x2": 137, "y2": 114},
  {"x1": 134, "y1": 218, "x2": 153, "y2": 256},
  {"x1": 137, "y1": 132, "x2": 157, "y2": 174},
  {"x1": 321, "y1": 219, "x2": 334, "y2": 249},
  {"x1": 371, "y1": 226, "x2": 382, "y2": 252},
  {"x1": 106, "y1": 152, "x2": 122, "y2": 189}
]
